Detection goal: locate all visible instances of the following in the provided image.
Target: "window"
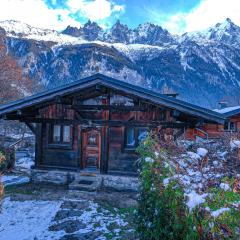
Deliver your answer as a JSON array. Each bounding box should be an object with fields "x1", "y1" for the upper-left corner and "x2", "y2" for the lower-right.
[
  {"x1": 138, "y1": 129, "x2": 148, "y2": 142},
  {"x1": 126, "y1": 128, "x2": 135, "y2": 147},
  {"x1": 51, "y1": 124, "x2": 72, "y2": 144},
  {"x1": 224, "y1": 122, "x2": 236, "y2": 131},
  {"x1": 63, "y1": 126, "x2": 71, "y2": 143},
  {"x1": 53, "y1": 125, "x2": 61, "y2": 142},
  {"x1": 125, "y1": 127, "x2": 148, "y2": 149}
]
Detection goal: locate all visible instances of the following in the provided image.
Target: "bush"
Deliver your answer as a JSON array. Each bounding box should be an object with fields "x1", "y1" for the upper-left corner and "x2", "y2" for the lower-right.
[
  {"x1": 136, "y1": 135, "x2": 198, "y2": 239},
  {"x1": 0, "y1": 145, "x2": 15, "y2": 173},
  {"x1": 136, "y1": 134, "x2": 240, "y2": 240}
]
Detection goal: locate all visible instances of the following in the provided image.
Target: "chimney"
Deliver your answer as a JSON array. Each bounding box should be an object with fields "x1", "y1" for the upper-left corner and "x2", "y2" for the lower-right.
[
  {"x1": 162, "y1": 85, "x2": 178, "y2": 98},
  {"x1": 164, "y1": 93, "x2": 179, "y2": 98},
  {"x1": 219, "y1": 101, "x2": 228, "y2": 109}
]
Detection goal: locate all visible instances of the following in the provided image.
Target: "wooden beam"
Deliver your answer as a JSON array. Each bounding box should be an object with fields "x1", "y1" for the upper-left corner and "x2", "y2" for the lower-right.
[
  {"x1": 25, "y1": 122, "x2": 36, "y2": 135},
  {"x1": 70, "y1": 105, "x2": 147, "y2": 111},
  {"x1": 18, "y1": 117, "x2": 195, "y2": 128}
]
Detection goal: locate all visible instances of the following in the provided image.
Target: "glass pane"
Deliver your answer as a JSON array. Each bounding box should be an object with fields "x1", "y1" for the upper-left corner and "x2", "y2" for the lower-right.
[
  {"x1": 63, "y1": 126, "x2": 71, "y2": 142},
  {"x1": 138, "y1": 129, "x2": 148, "y2": 142},
  {"x1": 224, "y1": 122, "x2": 229, "y2": 130},
  {"x1": 88, "y1": 134, "x2": 97, "y2": 145},
  {"x1": 126, "y1": 128, "x2": 135, "y2": 147},
  {"x1": 230, "y1": 122, "x2": 235, "y2": 131},
  {"x1": 53, "y1": 125, "x2": 61, "y2": 142}
]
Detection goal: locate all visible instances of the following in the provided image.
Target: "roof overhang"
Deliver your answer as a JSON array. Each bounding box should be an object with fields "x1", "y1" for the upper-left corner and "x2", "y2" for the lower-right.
[{"x1": 0, "y1": 74, "x2": 226, "y2": 124}]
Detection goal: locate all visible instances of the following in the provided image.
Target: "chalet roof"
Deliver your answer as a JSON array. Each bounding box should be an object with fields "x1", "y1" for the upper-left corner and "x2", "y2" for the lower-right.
[
  {"x1": 0, "y1": 73, "x2": 225, "y2": 123},
  {"x1": 214, "y1": 106, "x2": 240, "y2": 118}
]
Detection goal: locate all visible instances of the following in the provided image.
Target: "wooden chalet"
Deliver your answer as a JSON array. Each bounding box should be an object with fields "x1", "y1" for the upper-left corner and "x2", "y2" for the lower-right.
[
  {"x1": 192, "y1": 106, "x2": 240, "y2": 139},
  {"x1": 0, "y1": 74, "x2": 225, "y2": 175}
]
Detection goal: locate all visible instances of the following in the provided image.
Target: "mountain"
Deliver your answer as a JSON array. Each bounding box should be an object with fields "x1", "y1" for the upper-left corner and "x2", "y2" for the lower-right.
[{"x1": 0, "y1": 19, "x2": 240, "y2": 108}]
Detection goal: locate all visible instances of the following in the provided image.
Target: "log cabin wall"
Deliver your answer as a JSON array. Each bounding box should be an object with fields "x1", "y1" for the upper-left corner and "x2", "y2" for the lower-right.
[
  {"x1": 35, "y1": 96, "x2": 170, "y2": 174},
  {"x1": 108, "y1": 126, "x2": 138, "y2": 174},
  {"x1": 37, "y1": 104, "x2": 80, "y2": 169}
]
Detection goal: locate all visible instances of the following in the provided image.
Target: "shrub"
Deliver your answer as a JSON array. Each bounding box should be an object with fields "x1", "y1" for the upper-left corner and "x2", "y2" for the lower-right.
[
  {"x1": 136, "y1": 135, "x2": 198, "y2": 239},
  {"x1": 136, "y1": 133, "x2": 240, "y2": 240}
]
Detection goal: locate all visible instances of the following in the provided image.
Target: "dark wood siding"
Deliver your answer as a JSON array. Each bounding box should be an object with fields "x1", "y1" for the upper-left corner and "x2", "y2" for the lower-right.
[{"x1": 108, "y1": 127, "x2": 138, "y2": 174}]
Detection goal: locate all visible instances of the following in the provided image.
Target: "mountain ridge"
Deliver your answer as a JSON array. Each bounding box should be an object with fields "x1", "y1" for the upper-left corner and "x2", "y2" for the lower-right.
[{"x1": 0, "y1": 18, "x2": 240, "y2": 108}]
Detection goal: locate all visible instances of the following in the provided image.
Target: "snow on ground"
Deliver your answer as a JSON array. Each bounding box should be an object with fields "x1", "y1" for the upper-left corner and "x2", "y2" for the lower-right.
[
  {"x1": 2, "y1": 175, "x2": 30, "y2": 186},
  {"x1": 15, "y1": 157, "x2": 34, "y2": 169},
  {"x1": 0, "y1": 196, "x2": 134, "y2": 240},
  {"x1": 0, "y1": 198, "x2": 63, "y2": 240}
]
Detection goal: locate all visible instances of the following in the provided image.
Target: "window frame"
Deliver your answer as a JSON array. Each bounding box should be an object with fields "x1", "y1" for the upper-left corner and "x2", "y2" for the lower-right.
[
  {"x1": 124, "y1": 127, "x2": 148, "y2": 150},
  {"x1": 224, "y1": 121, "x2": 236, "y2": 132},
  {"x1": 48, "y1": 124, "x2": 73, "y2": 148}
]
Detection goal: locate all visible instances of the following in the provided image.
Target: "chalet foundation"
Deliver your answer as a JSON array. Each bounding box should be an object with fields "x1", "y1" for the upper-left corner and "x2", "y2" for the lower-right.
[{"x1": 31, "y1": 169, "x2": 139, "y2": 192}]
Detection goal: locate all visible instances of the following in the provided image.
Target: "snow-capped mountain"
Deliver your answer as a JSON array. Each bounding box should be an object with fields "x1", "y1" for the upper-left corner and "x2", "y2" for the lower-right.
[
  {"x1": 0, "y1": 19, "x2": 240, "y2": 108},
  {"x1": 182, "y1": 18, "x2": 240, "y2": 45}
]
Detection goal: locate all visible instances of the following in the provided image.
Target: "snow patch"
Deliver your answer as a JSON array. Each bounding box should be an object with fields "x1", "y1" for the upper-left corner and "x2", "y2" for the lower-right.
[
  {"x1": 0, "y1": 198, "x2": 63, "y2": 240},
  {"x1": 220, "y1": 183, "x2": 231, "y2": 191},
  {"x1": 2, "y1": 175, "x2": 30, "y2": 186},
  {"x1": 145, "y1": 157, "x2": 154, "y2": 163},
  {"x1": 230, "y1": 140, "x2": 240, "y2": 149},
  {"x1": 185, "y1": 191, "x2": 208, "y2": 211},
  {"x1": 15, "y1": 157, "x2": 34, "y2": 169},
  {"x1": 211, "y1": 208, "x2": 230, "y2": 218},
  {"x1": 197, "y1": 148, "x2": 208, "y2": 157}
]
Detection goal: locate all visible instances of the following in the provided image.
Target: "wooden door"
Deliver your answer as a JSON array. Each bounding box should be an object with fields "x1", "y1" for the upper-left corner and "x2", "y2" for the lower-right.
[{"x1": 82, "y1": 129, "x2": 101, "y2": 169}]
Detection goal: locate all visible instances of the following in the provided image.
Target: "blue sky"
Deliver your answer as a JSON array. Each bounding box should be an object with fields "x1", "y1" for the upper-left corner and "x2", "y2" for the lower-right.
[
  {"x1": 0, "y1": 0, "x2": 240, "y2": 34},
  {"x1": 44, "y1": 0, "x2": 200, "y2": 29}
]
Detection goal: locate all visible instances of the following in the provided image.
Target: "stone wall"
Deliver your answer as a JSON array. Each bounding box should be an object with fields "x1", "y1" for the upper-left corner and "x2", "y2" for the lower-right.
[
  {"x1": 31, "y1": 169, "x2": 139, "y2": 191},
  {"x1": 101, "y1": 175, "x2": 139, "y2": 191},
  {"x1": 31, "y1": 169, "x2": 69, "y2": 185}
]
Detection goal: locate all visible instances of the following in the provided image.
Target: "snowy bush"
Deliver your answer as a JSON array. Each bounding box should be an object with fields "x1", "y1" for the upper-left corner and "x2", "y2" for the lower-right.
[{"x1": 136, "y1": 133, "x2": 240, "y2": 240}]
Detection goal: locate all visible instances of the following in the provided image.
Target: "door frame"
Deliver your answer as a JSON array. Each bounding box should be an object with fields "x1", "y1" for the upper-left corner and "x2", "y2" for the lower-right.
[{"x1": 81, "y1": 127, "x2": 101, "y2": 170}]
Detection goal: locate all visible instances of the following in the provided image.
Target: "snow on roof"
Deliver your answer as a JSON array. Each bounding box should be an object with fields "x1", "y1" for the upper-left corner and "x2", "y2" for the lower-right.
[{"x1": 213, "y1": 106, "x2": 240, "y2": 114}]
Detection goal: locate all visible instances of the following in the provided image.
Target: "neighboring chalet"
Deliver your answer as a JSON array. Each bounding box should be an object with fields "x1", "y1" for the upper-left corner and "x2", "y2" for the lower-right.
[
  {"x1": 0, "y1": 74, "x2": 225, "y2": 176},
  {"x1": 195, "y1": 106, "x2": 240, "y2": 139}
]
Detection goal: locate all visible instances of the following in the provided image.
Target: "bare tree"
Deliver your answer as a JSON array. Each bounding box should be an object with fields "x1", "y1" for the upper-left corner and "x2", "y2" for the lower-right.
[{"x1": 0, "y1": 28, "x2": 32, "y2": 103}]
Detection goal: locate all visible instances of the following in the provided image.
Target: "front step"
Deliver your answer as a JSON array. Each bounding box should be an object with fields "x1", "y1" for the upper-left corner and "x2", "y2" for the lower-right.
[{"x1": 68, "y1": 175, "x2": 102, "y2": 191}]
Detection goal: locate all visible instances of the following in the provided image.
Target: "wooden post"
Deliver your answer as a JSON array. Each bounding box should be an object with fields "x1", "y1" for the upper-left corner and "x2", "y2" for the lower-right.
[
  {"x1": 100, "y1": 92, "x2": 110, "y2": 174},
  {"x1": 35, "y1": 123, "x2": 42, "y2": 168}
]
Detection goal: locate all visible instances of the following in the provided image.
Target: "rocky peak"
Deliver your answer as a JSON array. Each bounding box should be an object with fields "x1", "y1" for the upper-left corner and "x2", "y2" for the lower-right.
[
  {"x1": 182, "y1": 18, "x2": 240, "y2": 45},
  {"x1": 82, "y1": 20, "x2": 103, "y2": 41},
  {"x1": 62, "y1": 25, "x2": 82, "y2": 37},
  {"x1": 207, "y1": 18, "x2": 240, "y2": 44},
  {"x1": 135, "y1": 22, "x2": 175, "y2": 45},
  {"x1": 107, "y1": 20, "x2": 132, "y2": 43}
]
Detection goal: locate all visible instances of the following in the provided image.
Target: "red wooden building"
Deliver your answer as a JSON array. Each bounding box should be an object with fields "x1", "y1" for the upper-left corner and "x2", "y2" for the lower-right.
[
  {"x1": 186, "y1": 106, "x2": 240, "y2": 140},
  {"x1": 0, "y1": 74, "x2": 225, "y2": 175}
]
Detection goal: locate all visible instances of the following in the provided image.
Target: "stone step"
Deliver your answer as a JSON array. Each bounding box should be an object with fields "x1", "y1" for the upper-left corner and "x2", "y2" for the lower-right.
[{"x1": 68, "y1": 175, "x2": 102, "y2": 192}]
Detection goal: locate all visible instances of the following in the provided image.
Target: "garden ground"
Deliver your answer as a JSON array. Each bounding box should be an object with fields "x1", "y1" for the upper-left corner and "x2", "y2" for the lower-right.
[{"x1": 0, "y1": 182, "x2": 138, "y2": 240}]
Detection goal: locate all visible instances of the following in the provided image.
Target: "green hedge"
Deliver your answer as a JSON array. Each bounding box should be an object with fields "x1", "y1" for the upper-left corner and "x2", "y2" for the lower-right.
[{"x1": 135, "y1": 135, "x2": 240, "y2": 240}]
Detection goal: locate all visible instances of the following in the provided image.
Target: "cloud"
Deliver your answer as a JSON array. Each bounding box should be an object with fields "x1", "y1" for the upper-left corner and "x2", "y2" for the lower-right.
[
  {"x1": 0, "y1": 0, "x2": 80, "y2": 30},
  {"x1": 184, "y1": 0, "x2": 240, "y2": 32},
  {"x1": 163, "y1": 0, "x2": 240, "y2": 34},
  {"x1": 67, "y1": 0, "x2": 125, "y2": 21},
  {"x1": 0, "y1": 0, "x2": 124, "y2": 31}
]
